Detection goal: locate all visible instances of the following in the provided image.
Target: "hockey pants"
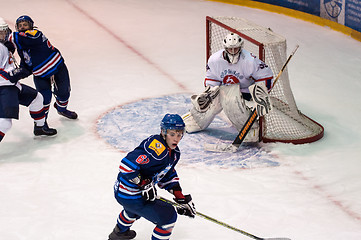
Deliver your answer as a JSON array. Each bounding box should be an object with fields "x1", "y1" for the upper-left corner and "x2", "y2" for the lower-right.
[
  {"x1": 115, "y1": 197, "x2": 177, "y2": 240},
  {"x1": 0, "y1": 84, "x2": 46, "y2": 141},
  {"x1": 33, "y1": 63, "x2": 71, "y2": 117}
]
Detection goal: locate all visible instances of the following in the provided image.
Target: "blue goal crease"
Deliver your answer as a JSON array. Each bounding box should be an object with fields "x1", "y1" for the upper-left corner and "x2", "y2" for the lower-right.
[{"x1": 96, "y1": 93, "x2": 279, "y2": 168}]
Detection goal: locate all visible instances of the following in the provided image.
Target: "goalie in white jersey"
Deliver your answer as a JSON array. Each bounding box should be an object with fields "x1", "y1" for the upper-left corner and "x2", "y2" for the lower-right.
[{"x1": 183, "y1": 33, "x2": 273, "y2": 142}]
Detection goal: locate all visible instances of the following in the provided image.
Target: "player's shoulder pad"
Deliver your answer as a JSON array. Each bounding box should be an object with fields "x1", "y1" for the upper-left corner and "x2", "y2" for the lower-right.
[
  {"x1": 209, "y1": 49, "x2": 223, "y2": 63},
  {"x1": 241, "y1": 49, "x2": 256, "y2": 61},
  {"x1": 143, "y1": 135, "x2": 169, "y2": 160}
]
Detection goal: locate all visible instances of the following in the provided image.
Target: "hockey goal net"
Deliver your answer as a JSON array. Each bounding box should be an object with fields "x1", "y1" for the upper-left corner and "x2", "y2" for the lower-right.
[{"x1": 206, "y1": 16, "x2": 324, "y2": 144}]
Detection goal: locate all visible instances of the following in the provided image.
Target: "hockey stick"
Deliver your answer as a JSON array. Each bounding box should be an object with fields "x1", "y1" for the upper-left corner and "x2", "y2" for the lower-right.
[
  {"x1": 9, "y1": 52, "x2": 19, "y2": 68},
  {"x1": 159, "y1": 196, "x2": 291, "y2": 240},
  {"x1": 204, "y1": 45, "x2": 299, "y2": 152}
]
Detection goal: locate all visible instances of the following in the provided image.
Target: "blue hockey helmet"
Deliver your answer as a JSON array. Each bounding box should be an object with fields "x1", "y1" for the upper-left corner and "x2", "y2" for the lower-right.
[
  {"x1": 16, "y1": 15, "x2": 34, "y2": 31},
  {"x1": 160, "y1": 114, "x2": 185, "y2": 132}
]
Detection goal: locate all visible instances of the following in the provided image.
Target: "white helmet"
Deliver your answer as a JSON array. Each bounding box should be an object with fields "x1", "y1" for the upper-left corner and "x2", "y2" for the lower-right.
[
  {"x1": 223, "y1": 33, "x2": 244, "y2": 64},
  {"x1": 0, "y1": 17, "x2": 11, "y2": 42},
  {"x1": 0, "y1": 17, "x2": 8, "y2": 30}
]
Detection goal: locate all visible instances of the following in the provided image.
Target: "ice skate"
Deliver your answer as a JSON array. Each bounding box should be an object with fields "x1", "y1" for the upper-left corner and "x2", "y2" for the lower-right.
[
  {"x1": 33, "y1": 123, "x2": 57, "y2": 136},
  {"x1": 108, "y1": 225, "x2": 136, "y2": 240},
  {"x1": 54, "y1": 103, "x2": 78, "y2": 119}
]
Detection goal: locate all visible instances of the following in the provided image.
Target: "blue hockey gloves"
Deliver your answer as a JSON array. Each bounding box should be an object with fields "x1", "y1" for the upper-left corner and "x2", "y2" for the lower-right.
[
  {"x1": 175, "y1": 194, "x2": 196, "y2": 218},
  {"x1": 140, "y1": 180, "x2": 157, "y2": 202}
]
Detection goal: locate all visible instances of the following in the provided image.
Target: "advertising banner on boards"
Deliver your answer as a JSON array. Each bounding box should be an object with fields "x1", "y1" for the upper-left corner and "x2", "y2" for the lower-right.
[{"x1": 254, "y1": 0, "x2": 361, "y2": 33}]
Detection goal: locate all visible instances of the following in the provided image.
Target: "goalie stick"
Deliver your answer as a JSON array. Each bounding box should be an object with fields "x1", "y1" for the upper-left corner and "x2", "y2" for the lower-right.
[
  {"x1": 159, "y1": 196, "x2": 292, "y2": 240},
  {"x1": 204, "y1": 45, "x2": 299, "y2": 152}
]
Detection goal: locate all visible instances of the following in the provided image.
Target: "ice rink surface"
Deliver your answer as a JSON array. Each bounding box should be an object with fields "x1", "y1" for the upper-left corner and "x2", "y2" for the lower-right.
[{"x1": 1, "y1": 0, "x2": 361, "y2": 239}]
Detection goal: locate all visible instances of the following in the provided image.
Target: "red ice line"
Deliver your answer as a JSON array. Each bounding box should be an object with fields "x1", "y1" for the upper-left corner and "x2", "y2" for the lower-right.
[
  {"x1": 293, "y1": 170, "x2": 361, "y2": 224},
  {"x1": 66, "y1": 0, "x2": 188, "y2": 92}
]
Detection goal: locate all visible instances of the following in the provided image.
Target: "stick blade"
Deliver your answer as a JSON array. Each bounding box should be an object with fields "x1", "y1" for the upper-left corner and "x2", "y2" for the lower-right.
[
  {"x1": 264, "y1": 238, "x2": 292, "y2": 240},
  {"x1": 203, "y1": 143, "x2": 239, "y2": 152}
]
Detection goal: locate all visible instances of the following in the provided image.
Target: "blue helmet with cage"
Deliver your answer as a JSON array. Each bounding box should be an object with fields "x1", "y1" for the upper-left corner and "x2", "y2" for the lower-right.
[
  {"x1": 160, "y1": 114, "x2": 185, "y2": 133},
  {"x1": 16, "y1": 15, "x2": 34, "y2": 31}
]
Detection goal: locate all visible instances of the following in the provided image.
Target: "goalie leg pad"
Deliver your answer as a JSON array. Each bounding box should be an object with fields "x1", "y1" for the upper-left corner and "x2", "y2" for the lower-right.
[
  {"x1": 220, "y1": 84, "x2": 260, "y2": 142},
  {"x1": 243, "y1": 120, "x2": 260, "y2": 143},
  {"x1": 182, "y1": 94, "x2": 222, "y2": 133},
  {"x1": 182, "y1": 112, "x2": 202, "y2": 133},
  {"x1": 220, "y1": 84, "x2": 251, "y2": 130}
]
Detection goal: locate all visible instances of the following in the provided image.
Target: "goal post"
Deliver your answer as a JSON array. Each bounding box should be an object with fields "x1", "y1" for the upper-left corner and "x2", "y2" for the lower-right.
[{"x1": 206, "y1": 16, "x2": 324, "y2": 144}]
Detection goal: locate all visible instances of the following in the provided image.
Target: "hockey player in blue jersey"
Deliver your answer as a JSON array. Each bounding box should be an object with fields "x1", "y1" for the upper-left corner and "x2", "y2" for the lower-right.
[
  {"x1": 0, "y1": 17, "x2": 56, "y2": 142},
  {"x1": 8, "y1": 15, "x2": 78, "y2": 122},
  {"x1": 108, "y1": 114, "x2": 196, "y2": 240}
]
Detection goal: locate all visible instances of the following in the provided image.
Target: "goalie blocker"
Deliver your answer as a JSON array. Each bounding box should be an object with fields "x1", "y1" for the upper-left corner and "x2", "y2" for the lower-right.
[{"x1": 182, "y1": 82, "x2": 272, "y2": 143}]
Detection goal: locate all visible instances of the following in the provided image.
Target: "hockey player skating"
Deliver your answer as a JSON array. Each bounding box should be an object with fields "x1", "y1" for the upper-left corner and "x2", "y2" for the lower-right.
[
  {"x1": 0, "y1": 17, "x2": 56, "y2": 142},
  {"x1": 109, "y1": 114, "x2": 196, "y2": 240},
  {"x1": 183, "y1": 33, "x2": 273, "y2": 142},
  {"x1": 8, "y1": 15, "x2": 78, "y2": 122}
]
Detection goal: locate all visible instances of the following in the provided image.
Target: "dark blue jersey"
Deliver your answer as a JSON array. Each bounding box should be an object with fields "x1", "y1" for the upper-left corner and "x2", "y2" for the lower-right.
[
  {"x1": 9, "y1": 29, "x2": 64, "y2": 78},
  {"x1": 114, "y1": 134, "x2": 181, "y2": 200}
]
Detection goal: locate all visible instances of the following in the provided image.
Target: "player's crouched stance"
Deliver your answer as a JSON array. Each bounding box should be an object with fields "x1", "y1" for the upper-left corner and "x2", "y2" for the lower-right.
[
  {"x1": 109, "y1": 114, "x2": 196, "y2": 240},
  {"x1": 182, "y1": 33, "x2": 273, "y2": 142},
  {"x1": 0, "y1": 18, "x2": 56, "y2": 143}
]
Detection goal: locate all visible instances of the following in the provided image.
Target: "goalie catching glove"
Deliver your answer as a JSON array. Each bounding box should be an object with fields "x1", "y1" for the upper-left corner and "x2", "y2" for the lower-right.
[{"x1": 191, "y1": 85, "x2": 220, "y2": 112}]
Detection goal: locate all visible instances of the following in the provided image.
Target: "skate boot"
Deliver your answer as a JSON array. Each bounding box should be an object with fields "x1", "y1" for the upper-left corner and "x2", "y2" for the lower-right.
[
  {"x1": 34, "y1": 123, "x2": 57, "y2": 136},
  {"x1": 54, "y1": 103, "x2": 78, "y2": 120},
  {"x1": 108, "y1": 225, "x2": 136, "y2": 240}
]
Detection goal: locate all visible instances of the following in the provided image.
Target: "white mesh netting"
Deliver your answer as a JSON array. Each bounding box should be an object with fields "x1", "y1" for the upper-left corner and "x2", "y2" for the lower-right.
[{"x1": 207, "y1": 16, "x2": 323, "y2": 143}]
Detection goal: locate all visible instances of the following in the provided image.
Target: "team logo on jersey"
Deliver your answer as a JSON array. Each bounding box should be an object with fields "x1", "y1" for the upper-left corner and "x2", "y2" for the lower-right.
[
  {"x1": 136, "y1": 155, "x2": 150, "y2": 164},
  {"x1": 149, "y1": 139, "x2": 165, "y2": 156},
  {"x1": 223, "y1": 75, "x2": 239, "y2": 85},
  {"x1": 25, "y1": 30, "x2": 38, "y2": 36}
]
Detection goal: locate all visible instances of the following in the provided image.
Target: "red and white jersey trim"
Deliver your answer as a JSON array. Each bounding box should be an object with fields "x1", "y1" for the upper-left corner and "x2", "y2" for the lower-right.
[
  {"x1": 117, "y1": 182, "x2": 141, "y2": 195},
  {"x1": 32, "y1": 52, "x2": 62, "y2": 76}
]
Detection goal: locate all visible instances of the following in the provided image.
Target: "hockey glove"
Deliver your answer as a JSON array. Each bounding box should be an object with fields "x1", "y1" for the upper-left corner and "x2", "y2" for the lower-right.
[
  {"x1": 174, "y1": 194, "x2": 196, "y2": 218},
  {"x1": 140, "y1": 179, "x2": 157, "y2": 202},
  {"x1": 8, "y1": 67, "x2": 31, "y2": 84},
  {"x1": 248, "y1": 83, "x2": 272, "y2": 117},
  {"x1": 4, "y1": 41, "x2": 15, "y2": 54}
]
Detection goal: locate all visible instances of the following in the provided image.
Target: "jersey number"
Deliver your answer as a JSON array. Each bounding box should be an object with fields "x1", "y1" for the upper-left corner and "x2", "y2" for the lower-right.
[
  {"x1": 136, "y1": 155, "x2": 149, "y2": 165},
  {"x1": 259, "y1": 63, "x2": 268, "y2": 69}
]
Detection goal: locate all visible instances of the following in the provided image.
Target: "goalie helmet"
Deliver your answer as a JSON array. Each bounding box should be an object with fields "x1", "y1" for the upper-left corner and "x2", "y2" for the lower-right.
[
  {"x1": 15, "y1": 15, "x2": 34, "y2": 32},
  {"x1": 0, "y1": 17, "x2": 11, "y2": 43},
  {"x1": 223, "y1": 33, "x2": 244, "y2": 64},
  {"x1": 160, "y1": 114, "x2": 185, "y2": 135}
]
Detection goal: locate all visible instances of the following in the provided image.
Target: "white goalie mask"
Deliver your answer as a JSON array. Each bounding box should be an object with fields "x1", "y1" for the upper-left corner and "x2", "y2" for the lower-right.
[{"x1": 223, "y1": 33, "x2": 244, "y2": 64}]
